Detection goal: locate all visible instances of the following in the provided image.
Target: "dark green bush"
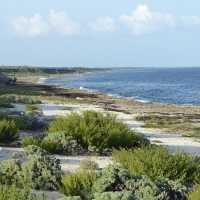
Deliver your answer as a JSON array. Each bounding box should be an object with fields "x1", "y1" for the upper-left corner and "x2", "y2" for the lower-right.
[
  {"x1": 82, "y1": 166, "x2": 188, "y2": 200},
  {"x1": 60, "y1": 170, "x2": 97, "y2": 197},
  {"x1": 0, "y1": 119, "x2": 19, "y2": 142},
  {"x1": 0, "y1": 102, "x2": 14, "y2": 108},
  {"x1": 46, "y1": 110, "x2": 149, "y2": 150},
  {"x1": 94, "y1": 192, "x2": 136, "y2": 200},
  {"x1": 112, "y1": 145, "x2": 200, "y2": 184}
]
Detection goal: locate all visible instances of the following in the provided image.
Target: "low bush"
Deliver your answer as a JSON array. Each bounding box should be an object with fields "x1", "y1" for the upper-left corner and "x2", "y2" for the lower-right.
[
  {"x1": 22, "y1": 132, "x2": 84, "y2": 155},
  {"x1": 94, "y1": 192, "x2": 136, "y2": 200},
  {"x1": 0, "y1": 183, "x2": 46, "y2": 200},
  {"x1": 25, "y1": 104, "x2": 40, "y2": 115},
  {"x1": 0, "y1": 102, "x2": 14, "y2": 108},
  {"x1": 186, "y1": 184, "x2": 200, "y2": 200},
  {"x1": 60, "y1": 170, "x2": 97, "y2": 197},
  {"x1": 0, "y1": 159, "x2": 21, "y2": 184},
  {"x1": 46, "y1": 110, "x2": 149, "y2": 150},
  {"x1": 112, "y1": 145, "x2": 200, "y2": 184},
  {"x1": 22, "y1": 135, "x2": 41, "y2": 148},
  {"x1": 0, "y1": 94, "x2": 42, "y2": 104},
  {"x1": 79, "y1": 158, "x2": 99, "y2": 171},
  {"x1": 0, "y1": 119, "x2": 19, "y2": 142},
  {"x1": 58, "y1": 197, "x2": 81, "y2": 200},
  {"x1": 82, "y1": 166, "x2": 188, "y2": 200}
]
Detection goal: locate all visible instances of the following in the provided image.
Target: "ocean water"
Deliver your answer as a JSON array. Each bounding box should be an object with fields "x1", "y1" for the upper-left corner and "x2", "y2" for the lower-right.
[{"x1": 43, "y1": 67, "x2": 200, "y2": 106}]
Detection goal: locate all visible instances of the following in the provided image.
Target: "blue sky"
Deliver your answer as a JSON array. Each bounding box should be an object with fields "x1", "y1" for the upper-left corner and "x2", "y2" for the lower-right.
[{"x1": 1, "y1": 0, "x2": 200, "y2": 68}]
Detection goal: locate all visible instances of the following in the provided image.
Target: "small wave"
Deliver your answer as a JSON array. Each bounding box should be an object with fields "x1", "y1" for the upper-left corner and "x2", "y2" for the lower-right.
[{"x1": 36, "y1": 77, "x2": 49, "y2": 84}]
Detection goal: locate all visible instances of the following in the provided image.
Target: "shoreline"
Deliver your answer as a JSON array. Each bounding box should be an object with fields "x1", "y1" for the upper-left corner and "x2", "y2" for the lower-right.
[{"x1": 18, "y1": 75, "x2": 200, "y2": 116}]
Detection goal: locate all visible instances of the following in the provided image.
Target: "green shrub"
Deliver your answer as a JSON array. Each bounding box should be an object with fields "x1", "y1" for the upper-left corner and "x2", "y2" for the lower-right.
[
  {"x1": 79, "y1": 158, "x2": 99, "y2": 171},
  {"x1": 22, "y1": 135, "x2": 41, "y2": 148},
  {"x1": 0, "y1": 183, "x2": 45, "y2": 200},
  {"x1": 60, "y1": 170, "x2": 97, "y2": 196},
  {"x1": 0, "y1": 159, "x2": 21, "y2": 184},
  {"x1": 22, "y1": 133, "x2": 83, "y2": 155},
  {"x1": 46, "y1": 110, "x2": 149, "y2": 150},
  {"x1": 0, "y1": 119, "x2": 19, "y2": 142},
  {"x1": 94, "y1": 192, "x2": 136, "y2": 200},
  {"x1": 0, "y1": 102, "x2": 14, "y2": 108},
  {"x1": 82, "y1": 166, "x2": 188, "y2": 200},
  {"x1": 0, "y1": 94, "x2": 42, "y2": 104},
  {"x1": 186, "y1": 184, "x2": 200, "y2": 200},
  {"x1": 41, "y1": 132, "x2": 82, "y2": 155},
  {"x1": 24, "y1": 145, "x2": 48, "y2": 156},
  {"x1": 112, "y1": 145, "x2": 200, "y2": 184},
  {"x1": 18, "y1": 146, "x2": 62, "y2": 190},
  {"x1": 25, "y1": 104, "x2": 40, "y2": 114},
  {"x1": 58, "y1": 197, "x2": 81, "y2": 200}
]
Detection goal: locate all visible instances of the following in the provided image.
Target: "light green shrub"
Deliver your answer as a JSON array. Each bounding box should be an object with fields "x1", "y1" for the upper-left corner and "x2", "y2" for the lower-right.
[
  {"x1": 46, "y1": 110, "x2": 149, "y2": 150},
  {"x1": 79, "y1": 158, "x2": 99, "y2": 171},
  {"x1": 0, "y1": 159, "x2": 21, "y2": 184},
  {"x1": 24, "y1": 145, "x2": 48, "y2": 156},
  {"x1": 17, "y1": 153, "x2": 62, "y2": 190},
  {"x1": 0, "y1": 183, "x2": 45, "y2": 200},
  {"x1": 25, "y1": 104, "x2": 40, "y2": 114},
  {"x1": 0, "y1": 119, "x2": 19, "y2": 142},
  {"x1": 186, "y1": 184, "x2": 200, "y2": 200},
  {"x1": 82, "y1": 166, "x2": 188, "y2": 200},
  {"x1": 22, "y1": 135, "x2": 41, "y2": 148},
  {"x1": 112, "y1": 145, "x2": 200, "y2": 184},
  {"x1": 60, "y1": 170, "x2": 97, "y2": 196}
]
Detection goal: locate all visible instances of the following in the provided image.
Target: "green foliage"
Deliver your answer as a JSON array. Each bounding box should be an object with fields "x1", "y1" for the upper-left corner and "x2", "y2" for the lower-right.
[
  {"x1": 112, "y1": 145, "x2": 200, "y2": 184},
  {"x1": 0, "y1": 102, "x2": 14, "y2": 108},
  {"x1": 60, "y1": 170, "x2": 97, "y2": 196},
  {"x1": 58, "y1": 197, "x2": 81, "y2": 200},
  {"x1": 46, "y1": 110, "x2": 149, "y2": 150},
  {"x1": 82, "y1": 166, "x2": 188, "y2": 200},
  {"x1": 18, "y1": 146, "x2": 62, "y2": 190},
  {"x1": 0, "y1": 159, "x2": 21, "y2": 184},
  {"x1": 0, "y1": 118, "x2": 19, "y2": 142},
  {"x1": 186, "y1": 184, "x2": 200, "y2": 200},
  {"x1": 94, "y1": 192, "x2": 136, "y2": 200},
  {"x1": 24, "y1": 145, "x2": 48, "y2": 156},
  {"x1": 41, "y1": 132, "x2": 82, "y2": 155},
  {"x1": 79, "y1": 158, "x2": 99, "y2": 171},
  {"x1": 22, "y1": 135, "x2": 41, "y2": 148},
  {"x1": 0, "y1": 94, "x2": 42, "y2": 104},
  {"x1": 0, "y1": 183, "x2": 45, "y2": 200},
  {"x1": 25, "y1": 104, "x2": 40, "y2": 114},
  {"x1": 22, "y1": 132, "x2": 83, "y2": 155}
]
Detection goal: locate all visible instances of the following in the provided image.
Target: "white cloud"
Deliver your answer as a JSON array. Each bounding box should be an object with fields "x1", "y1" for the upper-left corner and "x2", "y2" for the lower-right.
[
  {"x1": 10, "y1": 13, "x2": 49, "y2": 37},
  {"x1": 182, "y1": 15, "x2": 200, "y2": 28},
  {"x1": 88, "y1": 16, "x2": 116, "y2": 33},
  {"x1": 49, "y1": 9, "x2": 81, "y2": 36},
  {"x1": 119, "y1": 4, "x2": 175, "y2": 35}
]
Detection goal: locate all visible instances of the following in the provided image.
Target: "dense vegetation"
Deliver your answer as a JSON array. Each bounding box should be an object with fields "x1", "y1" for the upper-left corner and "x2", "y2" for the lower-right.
[{"x1": 1, "y1": 67, "x2": 200, "y2": 199}]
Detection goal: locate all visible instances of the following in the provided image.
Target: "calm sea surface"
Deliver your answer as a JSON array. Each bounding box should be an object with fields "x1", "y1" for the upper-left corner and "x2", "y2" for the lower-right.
[{"x1": 42, "y1": 67, "x2": 200, "y2": 106}]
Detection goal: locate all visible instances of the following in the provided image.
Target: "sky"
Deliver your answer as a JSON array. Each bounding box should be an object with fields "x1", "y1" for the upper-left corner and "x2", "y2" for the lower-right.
[{"x1": 1, "y1": 1, "x2": 200, "y2": 68}]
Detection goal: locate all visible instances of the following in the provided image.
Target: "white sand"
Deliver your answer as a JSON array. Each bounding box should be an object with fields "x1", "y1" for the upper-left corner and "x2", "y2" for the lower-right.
[{"x1": 1, "y1": 102, "x2": 200, "y2": 199}]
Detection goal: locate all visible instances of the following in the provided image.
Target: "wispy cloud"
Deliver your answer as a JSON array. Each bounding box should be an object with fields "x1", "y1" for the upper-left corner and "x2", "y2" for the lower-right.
[
  {"x1": 10, "y1": 13, "x2": 49, "y2": 37},
  {"x1": 182, "y1": 15, "x2": 200, "y2": 28},
  {"x1": 119, "y1": 4, "x2": 175, "y2": 35},
  {"x1": 88, "y1": 16, "x2": 116, "y2": 34},
  {"x1": 49, "y1": 9, "x2": 81, "y2": 36}
]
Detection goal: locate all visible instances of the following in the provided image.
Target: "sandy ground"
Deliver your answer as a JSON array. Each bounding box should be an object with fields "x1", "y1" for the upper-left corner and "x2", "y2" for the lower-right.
[{"x1": 1, "y1": 102, "x2": 200, "y2": 199}]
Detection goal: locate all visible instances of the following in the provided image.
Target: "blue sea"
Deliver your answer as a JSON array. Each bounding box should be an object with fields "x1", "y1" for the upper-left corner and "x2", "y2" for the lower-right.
[{"x1": 42, "y1": 67, "x2": 200, "y2": 106}]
